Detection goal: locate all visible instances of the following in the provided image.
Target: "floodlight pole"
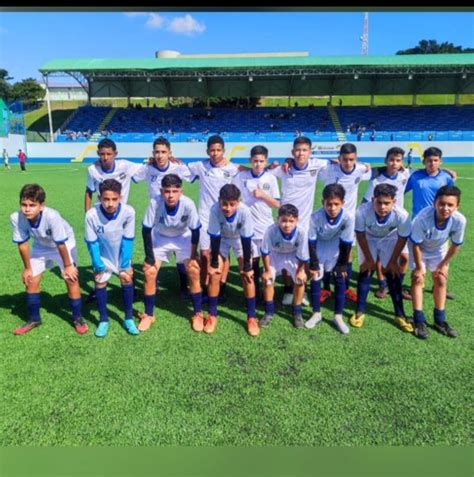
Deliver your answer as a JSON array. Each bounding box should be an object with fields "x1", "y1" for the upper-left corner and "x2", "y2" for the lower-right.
[{"x1": 43, "y1": 74, "x2": 54, "y2": 143}]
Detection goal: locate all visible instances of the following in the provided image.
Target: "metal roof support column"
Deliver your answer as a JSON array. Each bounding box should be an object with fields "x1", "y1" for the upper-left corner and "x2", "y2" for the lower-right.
[{"x1": 42, "y1": 74, "x2": 54, "y2": 143}]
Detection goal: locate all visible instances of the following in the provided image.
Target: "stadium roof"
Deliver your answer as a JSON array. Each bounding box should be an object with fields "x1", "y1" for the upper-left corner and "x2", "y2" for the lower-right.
[{"x1": 39, "y1": 54, "x2": 474, "y2": 98}]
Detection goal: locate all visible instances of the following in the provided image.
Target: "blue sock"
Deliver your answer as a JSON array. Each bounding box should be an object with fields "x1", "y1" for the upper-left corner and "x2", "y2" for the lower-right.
[
  {"x1": 68, "y1": 297, "x2": 82, "y2": 321},
  {"x1": 208, "y1": 296, "x2": 218, "y2": 316},
  {"x1": 386, "y1": 273, "x2": 405, "y2": 317},
  {"x1": 176, "y1": 263, "x2": 188, "y2": 292},
  {"x1": 264, "y1": 301, "x2": 274, "y2": 315},
  {"x1": 434, "y1": 308, "x2": 446, "y2": 324},
  {"x1": 310, "y1": 279, "x2": 321, "y2": 312},
  {"x1": 95, "y1": 287, "x2": 108, "y2": 322},
  {"x1": 345, "y1": 262, "x2": 353, "y2": 289},
  {"x1": 246, "y1": 296, "x2": 257, "y2": 318},
  {"x1": 122, "y1": 283, "x2": 134, "y2": 319},
  {"x1": 378, "y1": 278, "x2": 387, "y2": 289},
  {"x1": 323, "y1": 271, "x2": 331, "y2": 291},
  {"x1": 26, "y1": 292, "x2": 41, "y2": 322},
  {"x1": 334, "y1": 273, "x2": 347, "y2": 315},
  {"x1": 144, "y1": 294, "x2": 155, "y2": 316},
  {"x1": 293, "y1": 304, "x2": 302, "y2": 316},
  {"x1": 414, "y1": 309, "x2": 426, "y2": 324},
  {"x1": 356, "y1": 270, "x2": 372, "y2": 314},
  {"x1": 191, "y1": 292, "x2": 202, "y2": 313}
]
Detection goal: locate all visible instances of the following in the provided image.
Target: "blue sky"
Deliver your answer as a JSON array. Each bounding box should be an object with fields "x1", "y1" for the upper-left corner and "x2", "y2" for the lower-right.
[{"x1": 0, "y1": 10, "x2": 473, "y2": 85}]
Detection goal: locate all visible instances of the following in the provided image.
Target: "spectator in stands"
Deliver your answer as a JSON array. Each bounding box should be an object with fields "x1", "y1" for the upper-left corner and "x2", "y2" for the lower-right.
[
  {"x1": 390, "y1": 133, "x2": 394, "y2": 141},
  {"x1": 370, "y1": 129, "x2": 376, "y2": 141},
  {"x1": 428, "y1": 133, "x2": 433, "y2": 141},
  {"x1": 357, "y1": 131, "x2": 363, "y2": 142},
  {"x1": 339, "y1": 99, "x2": 343, "y2": 106},
  {"x1": 407, "y1": 148, "x2": 413, "y2": 167}
]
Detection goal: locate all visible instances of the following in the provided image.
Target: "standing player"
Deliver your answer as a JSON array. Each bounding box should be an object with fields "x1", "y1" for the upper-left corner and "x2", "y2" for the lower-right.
[
  {"x1": 139, "y1": 174, "x2": 203, "y2": 332},
  {"x1": 17, "y1": 149, "x2": 26, "y2": 172},
  {"x1": 10, "y1": 184, "x2": 88, "y2": 335},
  {"x1": 410, "y1": 186, "x2": 466, "y2": 339},
  {"x1": 84, "y1": 179, "x2": 139, "y2": 337},
  {"x1": 3, "y1": 148, "x2": 10, "y2": 170}
]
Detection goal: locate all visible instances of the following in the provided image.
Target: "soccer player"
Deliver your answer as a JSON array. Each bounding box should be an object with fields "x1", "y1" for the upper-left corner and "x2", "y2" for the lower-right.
[
  {"x1": 232, "y1": 145, "x2": 280, "y2": 301},
  {"x1": 350, "y1": 184, "x2": 413, "y2": 333},
  {"x1": 84, "y1": 179, "x2": 139, "y2": 337},
  {"x1": 410, "y1": 186, "x2": 466, "y2": 339},
  {"x1": 10, "y1": 184, "x2": 88, "y2": 335},
  {"x1": 139, "y1": 174, "x2": 202, "y2": 332},
  {"x1": 260, "y1": 204, "x2": 309, "y2": 329},
  {"x1": 3, "y1": 148, "x2": 10, "y2": 170},
  {"x1": 206, "y1": 184, "x2": 259, "y2": 336},
  {"x1": 306, "y1": 184, "x2": 354, "y2": 334}
]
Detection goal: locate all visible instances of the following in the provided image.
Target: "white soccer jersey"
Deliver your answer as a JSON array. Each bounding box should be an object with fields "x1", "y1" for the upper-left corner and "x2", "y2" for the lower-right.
[
  {"x1": 355, "y1": 202, "x2": 411, "y2": 239},
  {"x1": 232, "y1": 169, "x2": 280, "y2": 239},
  {"x1": 363, "y1": 167, "x2": 411, "y2": 208},
  {"x1": 319, "y1": 163, "x2": 371, "y2": 215},
  {"x1": 11, "y1": 207, "x2": 74, "y2": 249},
  {"x1": 143, "y1": 195, "x2": 200, "y2": 238},
  {"x1": 261, "y1": 224, "x2": 309, "y2": 262},
  {"x1": 207, "y1": 202, "x2": 254, "y2": 240},
  {"x1": 271, "y1": 158, "x2": 328, "y2": 230},
  {"x1": 132, "y1": 162, "x2": 193, "y2": 199},
  {"x1": 187, "y1": 160, "x2": 239, "y2": 223},
  {"x1": 84, "y1": 203, "x2": 135, "y2": 265},
  {"x1": 86, "y1": 159, "x2": 140, "y2": 205},
  {"x1": 410, "y1": 206, "x2": 466, "y2": 253},
  {"x1": 308, "y1": 208, "x2": 355, "y2": 244}
]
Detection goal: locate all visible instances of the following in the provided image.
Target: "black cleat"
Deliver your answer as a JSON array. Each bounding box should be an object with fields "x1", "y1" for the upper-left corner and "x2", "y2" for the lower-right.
[
  {"x1": 259, "y1": 313, "x2": 274, "y2": 327},
  {"x1": 293, "y1": 314, "x2": 305, "y2": 329},
  {"x1": 414, "y1": 322, "x2": 429, "y2": 340},
  {"x1": 434, "y1": 321, "x2": 458, "y2": 338}
]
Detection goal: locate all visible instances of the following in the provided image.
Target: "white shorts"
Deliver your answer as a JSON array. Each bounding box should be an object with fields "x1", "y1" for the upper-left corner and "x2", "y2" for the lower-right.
[
  {"x1": 251, "y1": 238, "x2": 262, "y2": 258},
  {"x1": 153, "y1": 232, "x2": 191, "y2": 264},
  {"x1": 30, "y1": 239, "x2": 77, "y2": 278},
  {"x1": 315, "y1": 239, "x2": 339, "y2": 276},
  {"x1": 267, "y1": 252, "x2": 300, "y2": 282},
  {"x1": 199, "y1": 218, "x2": 210, "y2": 250},
  {"x1": 95, "y1": 257, "x2": 121, "y2": 284},
  {"x1": 409, "y1": 242, "x2": 448, "y2": 273},
  {"x1": 220, "y1": 237, "x2": 243, "y2": 260},
  {"x1": 357, "y1": 235, "x2": 399, "y2": 269}
]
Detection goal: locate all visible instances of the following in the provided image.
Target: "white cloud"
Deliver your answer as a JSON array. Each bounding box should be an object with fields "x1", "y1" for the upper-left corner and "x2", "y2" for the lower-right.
[
  {"x1": 145, "y1": 13, "x2": 166, "y2": 29},
  {"x1": 167, "y1": 14, "x2": 205, "y2": 36},
  {"x1": 123, "y1": 12, "x2": 147, "y2": 18}
]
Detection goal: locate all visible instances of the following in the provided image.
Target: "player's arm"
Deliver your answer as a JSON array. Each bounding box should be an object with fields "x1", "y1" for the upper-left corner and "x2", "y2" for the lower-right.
[
  {"x1": 84, "y1": 190, "x2": 93, "y2": 212},
  {"x1": 208, "y1": 234, "x2": 222, "y2": 275},
  {"x1": 443, "y1": 168, "x2": 457, "y2": 181},
  {"x1": 333, "y1": 240, "x2": 352, "y2": 278},
  {"x1": 142, "y1": 225, "x2": 156, "y2": 269},
  {"x1": 435, "y1": 243, "x2": 461, "y2": 279},
  {"x1": 253, "y1": 186, "x2": 280, "y2": 208},
  {"x1": 17, "y1": 241, "x2": 33, "y2": 286},
  {"x1": 261, "y1": 253, "x2": 273, "y2": 284},
  {"x1": 356, "y1": 231, "x2": 375, "y2": 273},
  {"x1": 190, "y1": 227, "x2": 200, "y2": 263},
  {"x1": 308, "y1": 239, "x2": 320, "y2": 280},
  {"x1": 295, "y1": 259, "x2": 307, "y2": 285},
  {"x1": 56, "y1": 242, "x2": 78, "y2": 282}
]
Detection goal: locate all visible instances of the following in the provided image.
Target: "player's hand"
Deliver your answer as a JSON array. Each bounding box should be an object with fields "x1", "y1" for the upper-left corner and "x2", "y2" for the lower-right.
[
  {"x1": 253, "y1": 184, "x2": 267, "y2": 199},
  {"x1": 187, "y1": 258, "x2": 200, "y2": 271},
  {"x1": 412, "y1": 268, "x2": 425, "y2": 285},
  {"x1": 384, "y1": 260, "x2": 399, "y2": 277},
  {"x1": 360, "y1": 258, "x2": 376, "y2": 274},
  {"x1": 434, "y1": 263, "x2": 449, "y2": 281},
  {"x1": 94, "y1": 271, "x2": 105, "y2": 282},
  {"x1": 267, "y1": 160, "x2": 280, "y2": 170},
  {"x1": 281, "y1": 158, "x2": 292, "y2": 173},
  {"x1": 295, "y1": 270, "x2": 307, "y2": 285},
  {"x1": 262, "y1": 270, "x2": 273, "y2": 285},
  {"x1": 237, "y1": 164, "x2": 249, "y2": 172},
  {"x1": 22, "y1": 268, "x2": 33, "y2": 287},
  {"x1": 119, "y1": 268, "x2": 134, "y2": 284},
  {"x1": 63, "y1": 264, "x2": 78, "y2": 282},
  {"x1": 142, "y1": 261, "x2": 157, "y2": 273},
  {"x1": 207, "y1": 264, "x2": 222, "y2": 277},
  {"x1": 309, "y1": 269, "x2": 320, "y2": 280},
  {"x1": 240, "y1": 269, "x2": 254, "y2": 284}
]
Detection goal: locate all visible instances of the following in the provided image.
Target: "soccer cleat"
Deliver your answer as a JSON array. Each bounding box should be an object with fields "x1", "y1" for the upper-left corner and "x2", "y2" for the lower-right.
[
  {"x1": 191, "y1": 312, "x2": 204, "y2": 332},
  {"x1": 305, "y1": 312, "x2": 322, "y2": 329},
  {"x1": 282, "y1": 293, "x2": 293, "y2": 305},
  {"x1": 95, "y1": 321, "x2": 109, "y2": 338},
  {"x1": 302, "y1": 293, "x2": 310, "y2": 307},
  {"x1": 259, "y1": 313, "x2": 274, "y2": 327},
  {"x1": 345, "y1": 288, "x2": 358, "y2": 302},
  {"x1": 73, "y1": 317, "x2": 89, "y2": 335},
  {"x1": 414, "y1": 321, "x2": 429, "y2": 339},
  {"x1": 319, "y1": 289, "x2": 332, "y2": 304},
  {"x1": 395, "y1": 316, "x2": 414, "y2": 333},
  {"x1": 124, "y1": 318, "x2": 139, "y2": 335},
  {"x1": 293, "y1": 314, "x2": 305, "y2": 329},
  {"x1": 204, "y1": 315, "x2": 217, "y2": 334},
  {"x1": 247, "y1": 317, "x2": 260, "y2": 337},
  {"x1": 349, "y1": 313, "x2": 365, "y2": 328},
  {"x1": 137, "y1": 312, "x2": 156, "y2": 332},
  {"x1": 434, "y1": 321, "x2": 458, "y2": 338},
  {"x1": 402, "y1": 288, "x2": 413, "y2": 301},
  {"x1": 13, "y1": 320, "x2": 41, "y2": 336},
  {"x1": 333, "y1": 315, "x2": 349, "y2": 335},
  {"x1": 446, "y1": 290, "x2": 455, "y2": 300},
  {"x1": 375, "y1": 286, "x2": 389, "y2": 299}
]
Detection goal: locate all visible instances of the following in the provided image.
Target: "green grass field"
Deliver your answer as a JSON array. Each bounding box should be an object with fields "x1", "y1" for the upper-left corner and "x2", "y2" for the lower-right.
[{"x1": 0, "y1": 163, "x2": 472, "y2": 446}]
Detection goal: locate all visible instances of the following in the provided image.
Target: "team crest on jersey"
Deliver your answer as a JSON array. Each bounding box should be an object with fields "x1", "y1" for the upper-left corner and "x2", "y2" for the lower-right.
[
  {"x1": 275, "y1": 241, "x2": 281, "y2": 248},
  {"x1": 310, "y1": 169, "x2": 317, "y2": 176},
  {"x1": 262, "y1": 183, "x2": 270, "y2": 191},
  {"x1": 119, "y1": 172, "x2": 126, "y2": 180},
  {"x1": 223, "y1": 171, "x2": 230, "y2": 178},
  {"x1": 46, "y1": 229, "x2": 52, "y2": 236},
  {"x1": 318, "y1": 227, "x2": 324, "y2": 235},
  {"x1": 181, "y1": 215, "x2": 189, "y2": 223},
  {"x1": 237, "y1": 223, "x2": 242, "y2": 229},
  {"x1": 355, "y1": 178, "x2": 361, "y2": 184},
  {"x1": 425, "y1": 230, "x2": 432, "y2": 239},
  {"x1": 159, "y1": 216, "x2": 165, "y2": 224},
  {"x1": 151, "y1": 175, "x2": 158, "y2": 183},
  {"x1": 96, "y1": 225, "x2": 104, "y2": 234}
]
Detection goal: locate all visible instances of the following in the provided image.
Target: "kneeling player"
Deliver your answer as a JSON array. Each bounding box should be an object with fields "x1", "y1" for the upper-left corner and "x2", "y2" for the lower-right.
[
  {"x1": 260, "y1": 204, "x2": 309, "y2": 329},
  {"x1": 306, "y1": 184, "x2": 354, "y2": 334},
  {"x1": 410, "y1": 186, "x2": 466, "y2": 339},
  {"x1": 85, "y1": 179, "x2": 139, "y2": 337},
  {"x1": 139, "y1": 174, "x2": 202, "y2": 332}
]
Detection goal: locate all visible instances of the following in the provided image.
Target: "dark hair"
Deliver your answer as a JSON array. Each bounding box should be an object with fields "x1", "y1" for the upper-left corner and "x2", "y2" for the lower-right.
[
  {"x1": 385, "y1": 147, "x2": 405, "y2": 161},
  {"x1": 322, "y1": 183, "x2": 345, "y2": 201},
  {"x1": 20, "y1": 184, "x2": 45, "y2": 203},
  {"x1": 250, "y1": 145, "x2": 268, "y2": 158},
  {"x1": 293, "y1": 136, "x2": 312, "y2": 148},
  {"x1": 161, "y1": 173, "x2": 182, "y2": 189},
  {"x1": 219, "y1": 184, "x2": 240, "y2": 201},
  {"x1": 373, "y1": 183, "x2": 397, "y2": 199},
  {"x1": 207, "y1": 135, "x2": 225, "y2": 149},
  {"x1": 340, "y1": 143, "x2": 357, "y2": 155},
  {"x1": 423, "y1": 147, "x2": 442, "y2": 160},
  {"x1": 153, "y1": 136, "x2": 171, "y2": 150},
  {"x1": 97, "y1": 138, "x2": 117, "y2": 151},
  {"x1": 435, "y1": 185, "x2": 461, "y2": 204},
  {"x1": 278, "y1": 203, "x2": 299, "y2": 218},
  {"x1": 99, "y1": 178, "x2": 122, "y2": 195}
]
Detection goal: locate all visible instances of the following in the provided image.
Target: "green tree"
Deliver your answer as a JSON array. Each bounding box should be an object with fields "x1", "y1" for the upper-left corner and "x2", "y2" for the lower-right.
[
  {"x1": 10, "y1": 78, "x2": 45, "y2": 105},
  {"x1": 0, "y1": 69, "x2": 13, "y2": 101},
  {"x1": 397, "y1": 40, "x2": 474, "y2": 55}
]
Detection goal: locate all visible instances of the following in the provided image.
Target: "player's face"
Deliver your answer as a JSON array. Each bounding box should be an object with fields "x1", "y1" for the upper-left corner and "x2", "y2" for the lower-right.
[
  {"x1": 292, "y1": 144, "x2": 311, "y2": 168},
  {"x1": 207, "y1": 144, "x2": 225, "y2": 165},
  {"x1": 386, "y1": 154, "x2": 404, "y2": 174},
  {"x1": 99, "y1": 190, "x2": 121, "y2": 214},
  {"x1": 161, "y1": 186, "x2": 182, "y2": 207},
  {"x1": 278, "y1": 214, "x2": 298, "y2": 234},
  {"x1": 220, "y1": 199, "x2": 239, "y2": 217},
  {"x1": 339, "y1": 153, "x2": 357, "y2": 173},
  {"x1": 373, "y1": 195, "x2": 395, "y2": 218},
  {"x1": 323, "y1": 197, "x2": 344, "y2": 219},
  {"x1": 98, "y1": 147, "x2": 117, "y2": 170},
  {"x1": 435, "y1": 195, "x2": 458, "y2": 221},
  {"x1": 20, "y1": 199, "x2": 44, "y2": 222},
  {"x1": 250, "y1": 154, "x2": 267, "y2": 174},
  {"x1": 423, "y1": 155, "x2": 442, "y2": 175},
  {"x1": 153, "y1": 145, "x2": 170, "y2": 168}
]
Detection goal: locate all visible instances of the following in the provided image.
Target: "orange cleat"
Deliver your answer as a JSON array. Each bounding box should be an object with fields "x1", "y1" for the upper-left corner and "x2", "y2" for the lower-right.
[
  {"x1": 247, "y1": 317, "x2": 260, "y2": 337},
  {"x1": 137, "y1": 312, "x2": 156, "y2": 332},
  {"x1": 191, "y1": 312, "x2": 204, "y2": 332},
  {"x1": 204, "y1": 315, "x2": 217, "y2": 334}
]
